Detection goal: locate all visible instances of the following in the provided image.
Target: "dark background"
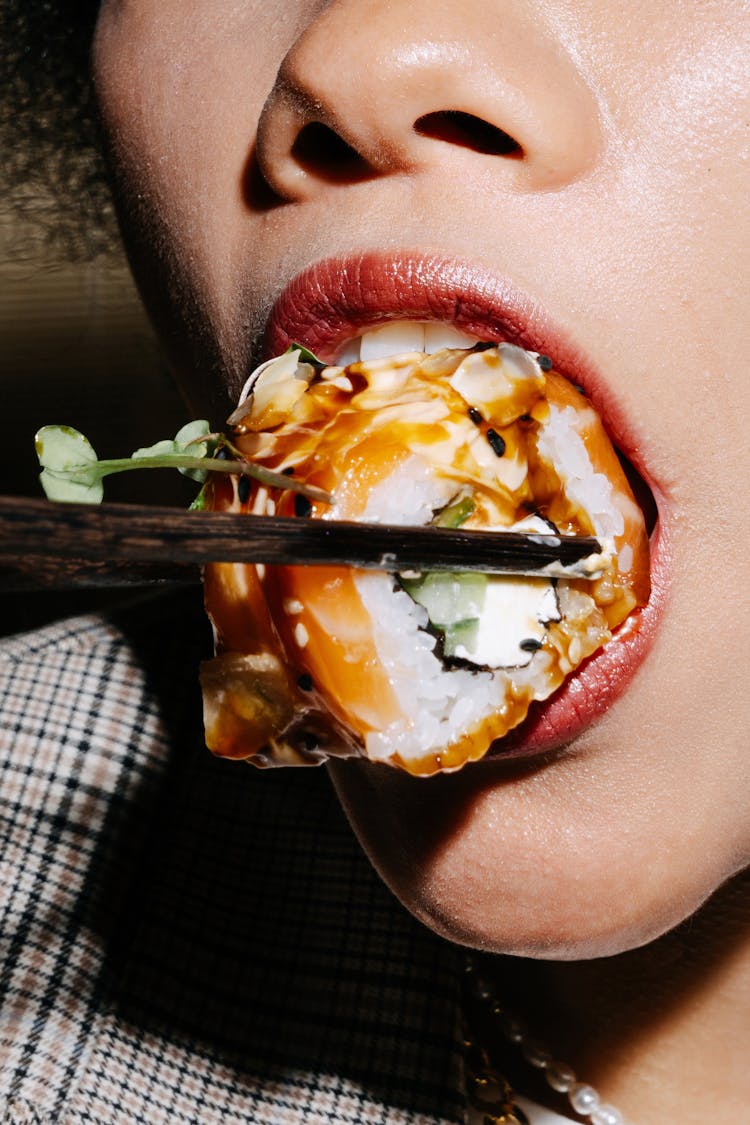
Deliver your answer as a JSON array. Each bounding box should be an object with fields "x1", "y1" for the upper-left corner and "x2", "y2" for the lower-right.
[{"x1": 1, "y1": 214, "x2": 190, "y2": 634}]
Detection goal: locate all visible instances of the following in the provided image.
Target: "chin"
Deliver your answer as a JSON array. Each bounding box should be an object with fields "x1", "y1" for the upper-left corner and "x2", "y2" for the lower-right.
[
  {"x1": 379, "y1": 859, "x2": 719, "y2": 962},
  {"x1": 329, "y1": 754, "x2": 731, "y2": 961}
]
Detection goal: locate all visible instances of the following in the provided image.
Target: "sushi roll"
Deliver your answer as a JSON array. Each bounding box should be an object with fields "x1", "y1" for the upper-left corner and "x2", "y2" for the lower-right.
[{"x1": 200, "y1": 343, "x2": 650, "y2": 776}]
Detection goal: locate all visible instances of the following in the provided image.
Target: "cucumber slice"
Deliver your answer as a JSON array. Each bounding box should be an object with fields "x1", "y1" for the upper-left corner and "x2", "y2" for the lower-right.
[
  {"x1": 434, "y1": 496, "x2": 476, "y2": 528},
  {"x1": 399, "y1": 571, "x2": 487, "y2": 627},
  {"x1": 443, "y1": 618, "x2": 480, "y2": 658},
  {"x1": 400, "y1": 569, "x2": 559, "y2": 669}
]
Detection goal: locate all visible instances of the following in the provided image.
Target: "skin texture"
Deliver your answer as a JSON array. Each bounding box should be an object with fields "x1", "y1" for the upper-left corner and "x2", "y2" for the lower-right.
[{"x1": 93, "y1": 3, "x2": 750, "y2": 1117}]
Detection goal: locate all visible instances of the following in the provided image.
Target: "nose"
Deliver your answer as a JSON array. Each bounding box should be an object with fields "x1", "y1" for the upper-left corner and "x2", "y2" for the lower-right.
[{"x1": 255, "y1": 0, "x2": 602, "y2": 202}]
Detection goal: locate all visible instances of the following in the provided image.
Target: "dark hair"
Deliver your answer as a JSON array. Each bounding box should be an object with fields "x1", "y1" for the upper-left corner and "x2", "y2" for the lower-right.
[{"x1": 1, "y1": 1, "x2": 117, "y2": 259}]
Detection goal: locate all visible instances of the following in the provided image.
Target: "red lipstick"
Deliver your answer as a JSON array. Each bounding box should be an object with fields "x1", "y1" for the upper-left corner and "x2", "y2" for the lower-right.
[{"x1": 263, "y1": 249, "x2": 669, "y2": 764}]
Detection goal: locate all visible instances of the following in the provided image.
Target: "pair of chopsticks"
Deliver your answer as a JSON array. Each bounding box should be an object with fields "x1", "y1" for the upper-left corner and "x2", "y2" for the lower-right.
[{"x1": 0, "y1": 495, "x2": 603, "y2": 590}]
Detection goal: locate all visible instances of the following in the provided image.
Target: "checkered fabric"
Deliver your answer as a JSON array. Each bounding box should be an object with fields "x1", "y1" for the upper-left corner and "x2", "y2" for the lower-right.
[{"x1": 0, "y1": 592, "x2": 467, "y2": 1125}]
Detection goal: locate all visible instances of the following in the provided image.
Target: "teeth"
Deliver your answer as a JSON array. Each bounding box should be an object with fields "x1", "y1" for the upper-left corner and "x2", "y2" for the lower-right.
[
  {"x1": 359, "y1": 321, "x2": 427, "y2": 360},
  {"x1": 335, "y1": 339, "x2": 361, "y2": 366},
  {"x1": 424, "y1": 322, "x2": 478, "y2": 352},
  {"x1": 339, "y1": 320, "x2": 478, "y2": 364}
]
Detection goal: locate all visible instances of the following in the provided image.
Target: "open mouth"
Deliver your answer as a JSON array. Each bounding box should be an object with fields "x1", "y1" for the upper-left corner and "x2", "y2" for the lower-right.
[
  {"x1": 263, "y1": 249, "x2": 660, "y2": 540},
  {"x1": 198, "y1": 258, "x2": 666, "y2": 773},
  {"x1": 263, "y1": 250, "x2": 657, "y2": 490},
  {"x1": 261, "y1": 252, "x2": 666, "y2": 762}
]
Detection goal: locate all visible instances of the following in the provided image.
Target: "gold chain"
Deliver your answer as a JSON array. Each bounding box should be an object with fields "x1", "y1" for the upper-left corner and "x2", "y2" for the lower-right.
[{"x1": 463, "y1": 1033, "x2": 532, "y2": 1125}]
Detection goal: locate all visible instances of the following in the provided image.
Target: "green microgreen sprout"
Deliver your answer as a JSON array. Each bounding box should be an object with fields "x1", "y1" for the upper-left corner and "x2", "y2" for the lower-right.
[
  {"x1": 35, "y1": 420, "x2": 331, "y2": 506},
  {"x1": 35, "y1": 345, "x2": 333, "y2": 507}
]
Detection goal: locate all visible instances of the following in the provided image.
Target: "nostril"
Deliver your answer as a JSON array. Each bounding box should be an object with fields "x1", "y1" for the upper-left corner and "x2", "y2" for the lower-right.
[
  {"x1": 415, "y1": 110, "x2": 523, "y2": 158},
  {"x1": 291, "y1": 121, "x2": 372, "y2": 183}
]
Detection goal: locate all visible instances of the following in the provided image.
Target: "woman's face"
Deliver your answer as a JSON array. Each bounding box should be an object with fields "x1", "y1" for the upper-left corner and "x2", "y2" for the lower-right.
[{"x1": 94, "y1": 1, "x2": 750, "y2": 957}]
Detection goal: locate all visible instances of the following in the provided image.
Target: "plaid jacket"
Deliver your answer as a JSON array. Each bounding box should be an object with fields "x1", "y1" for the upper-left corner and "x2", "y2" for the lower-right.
[{"x1": 0, "y1": 592, "x2": 468, "y2": 1125}]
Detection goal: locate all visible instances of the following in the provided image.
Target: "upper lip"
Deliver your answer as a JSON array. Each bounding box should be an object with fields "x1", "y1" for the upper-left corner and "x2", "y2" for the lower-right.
[
  {"x1": 263, "y1": 249, "x2": 645, "y2": 466},
  {"x1": 262, "y1": 248, "x2": 668, "y2": 762},
  {"x1": 263, "y1": 250, "x2": 545, "y2": 358}
]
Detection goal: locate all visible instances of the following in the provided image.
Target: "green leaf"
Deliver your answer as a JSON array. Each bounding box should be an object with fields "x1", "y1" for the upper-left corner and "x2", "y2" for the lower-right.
[
  {"x1": 132, "y1": 438, "x2": 176, "y2": 459},
  {"x1": 132, "y1": 420, "x2": 213, "y2": 481},
  {"x1": 286, "y1": 342, "x2": 323, "y2": 366},
  {"x1": 175, "y1": 419, "x2": 213, "y2": 447},
  {"x1": 35, "y1": 426, "x2": 104, "y2": 503},
  {"x1": 35, "y1": 424, "x2": 98, "y2": 472},
  {"x1": 189, "y1": 483, "x2": 210, "y2": 510},
  {"x1": 39, "y1": 468, "x2": 104, "y2": 504}
]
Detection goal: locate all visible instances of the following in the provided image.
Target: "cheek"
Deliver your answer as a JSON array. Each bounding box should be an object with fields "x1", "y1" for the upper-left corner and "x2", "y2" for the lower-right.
[
  {"x1": 92, "y1": 0, "x2": 327, "y2": 255},
  {"x1": 93, "y1": 8, "x2": 252, "y2": 274},
  {"x1": 92, "y1": 2, "x2": 296, "y2": 402}
]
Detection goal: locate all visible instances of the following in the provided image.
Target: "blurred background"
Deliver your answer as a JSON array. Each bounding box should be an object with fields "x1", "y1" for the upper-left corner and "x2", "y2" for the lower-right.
[
  {"x1": 2, "y1": 214, "x2": 187, "y2": 500},
  {"x1": 1, "y1": 209, "x2": 193, "y2": 633}
]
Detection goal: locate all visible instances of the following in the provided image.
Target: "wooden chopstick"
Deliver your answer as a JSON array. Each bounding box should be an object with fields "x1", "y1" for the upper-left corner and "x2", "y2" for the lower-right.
[{"x1": 0, "y1": 495, "x2": 604, "y2": 590}]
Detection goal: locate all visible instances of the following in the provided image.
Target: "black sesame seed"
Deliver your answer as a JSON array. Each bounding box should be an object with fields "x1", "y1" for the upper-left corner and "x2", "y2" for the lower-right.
[
  {"x1": 537, "y1": 355, "x2": 553, "y2": 371},
  {"x1": 294, "y1": 493, "x2": 313, "y2": 517},
  {"x1": 297, "y1": 673, "x2": 314, "y2": 692},
  {"x1": 282, "y1": 466, "x2": 295, "y2": 476},
  {"x1": 520, "y1": 639, "x2": 543, "y2": 653},
  {"x1": 572, "y1": 383, "x2": 587, "y2": 396},
  {"x1": 486, "y1": 428, "x2": 506, "y2": 457},
  {"x1": 520, "y1": 413, "x2": 533, "y2": 423},
  {"x1": 238, "y1": 475, "x2": 251, "y2": 504},
  {"x1": 468, "y1": 407, "x2": 483, "y2": 426}
]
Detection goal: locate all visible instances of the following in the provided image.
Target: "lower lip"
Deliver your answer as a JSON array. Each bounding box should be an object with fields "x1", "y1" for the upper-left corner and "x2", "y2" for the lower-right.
[
  {"x1": 485, "y1": 519, "x2": 668, "y2": 763},
  {"x1": 265, "y1": 250, "x2": 668, "y2": 767}
]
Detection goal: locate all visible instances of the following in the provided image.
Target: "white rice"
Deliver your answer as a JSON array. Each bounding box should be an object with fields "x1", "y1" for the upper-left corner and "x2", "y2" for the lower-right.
[
  {"x1": 537, "y1": 404, "x2": 625, "y2": 541},
  {"x1": 351, "y1": 456, "x2": 531, "y2": 762},
  {"x1": 347, "y1": 412, "x2": 616, "y2": 765}
]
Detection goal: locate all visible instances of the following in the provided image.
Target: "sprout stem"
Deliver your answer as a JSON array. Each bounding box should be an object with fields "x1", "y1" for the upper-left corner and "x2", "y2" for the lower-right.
[{"x1": 89, "y1": 455, "x2": 332, "y2": 503}]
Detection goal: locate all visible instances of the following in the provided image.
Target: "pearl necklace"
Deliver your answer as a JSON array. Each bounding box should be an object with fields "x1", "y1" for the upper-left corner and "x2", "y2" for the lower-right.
[{"x1": 464, "y1": 957, "x2": 630, "y2": 1125}]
